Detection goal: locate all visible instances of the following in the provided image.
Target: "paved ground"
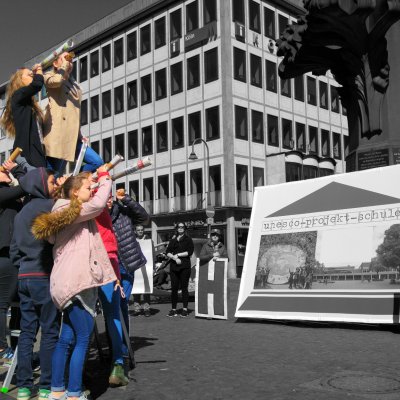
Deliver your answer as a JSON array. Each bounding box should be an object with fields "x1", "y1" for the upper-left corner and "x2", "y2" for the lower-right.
[{"x1": 2, "y1": 279, "x2": 400, "y2": 400}]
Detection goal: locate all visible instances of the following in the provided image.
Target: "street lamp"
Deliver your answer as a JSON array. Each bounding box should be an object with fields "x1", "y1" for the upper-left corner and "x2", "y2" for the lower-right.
[{"x1": 189, "y1": 138, "x2": 214, "y2": 237}]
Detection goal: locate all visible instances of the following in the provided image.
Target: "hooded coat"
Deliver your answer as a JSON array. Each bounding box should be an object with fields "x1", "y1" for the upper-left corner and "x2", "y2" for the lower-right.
[
  {"x1": 199, "y1": 240, "x2": 228, "y2": 265},
  {"x1": 9, "y1": 167, "x2": 54, "y2": 278},
  {"x1": 32, "y1": 176, "x2": 116, "y2": 310}
]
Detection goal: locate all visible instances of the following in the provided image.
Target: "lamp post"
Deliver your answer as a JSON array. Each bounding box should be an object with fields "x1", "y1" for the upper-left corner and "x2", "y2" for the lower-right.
[{"x1": 189, "y1": 138, "x2": 213, "y2": 237}]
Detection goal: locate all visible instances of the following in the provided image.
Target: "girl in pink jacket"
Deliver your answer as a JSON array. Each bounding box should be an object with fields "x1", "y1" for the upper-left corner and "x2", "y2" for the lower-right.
[{"x1": 32, "y1": 166, "x2": 116, "y2": 400}]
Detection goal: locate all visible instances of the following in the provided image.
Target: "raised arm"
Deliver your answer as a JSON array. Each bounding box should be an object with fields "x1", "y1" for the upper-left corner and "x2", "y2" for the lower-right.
[
  {"x1": 120, "y1": 195, "x2": 150, "y2": 225},
  {"x1": 12, "y1": 73, "x2": 43, "y2": 105}
]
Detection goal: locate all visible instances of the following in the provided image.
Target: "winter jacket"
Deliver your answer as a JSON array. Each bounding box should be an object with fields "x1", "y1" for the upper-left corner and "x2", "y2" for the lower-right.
[
  {"x1": 9, "y1": 168, "x2": 54, "y2": 278},
  {"x1": 199, "y1": 241, "x2": 228, "y2": 265},
  {"x1": 12, "y1": 74, "x2": 47, "y2": 168},
  {"x1": 34, "y1": 176, "x2": 116, "y2": 310},
  {"x1": 166, "y1": 234, "x2": 194, "y2": 272},
  {"x1": 109, "y1": 195, "x2": 149, "y2": 274}
]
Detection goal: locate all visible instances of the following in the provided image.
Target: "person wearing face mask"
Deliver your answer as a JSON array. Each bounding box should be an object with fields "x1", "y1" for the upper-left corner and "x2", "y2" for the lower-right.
[
  {"x1": 199, "y1": 229, "x2": 228, "y2": 265},
  {"x1": 0, "y1": 64, "x2": 47, "y2": 170},
  {"x1": 165, "y1": 223, "x2": 194, "y2": 318}
]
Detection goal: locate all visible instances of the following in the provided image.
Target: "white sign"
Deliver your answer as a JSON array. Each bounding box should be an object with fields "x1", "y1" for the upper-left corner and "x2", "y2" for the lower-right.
[{"x1": 132, "y1": 239, "x2": 154, "y2": 295}]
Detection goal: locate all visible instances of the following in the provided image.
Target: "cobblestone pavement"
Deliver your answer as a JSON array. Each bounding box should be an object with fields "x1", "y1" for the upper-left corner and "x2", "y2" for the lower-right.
[{"x1": 2, "y1": 279, "x2": 400, "y2": 400}]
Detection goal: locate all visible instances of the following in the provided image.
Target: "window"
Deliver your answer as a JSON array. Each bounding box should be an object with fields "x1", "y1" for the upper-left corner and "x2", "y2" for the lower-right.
[
  {"x1": 156, "y1": 121, "x2": 168, "y2": 152},
  {"x1": 308, "y1": 126, "x2": 318, "y2": 154},
  {"x1": 143, "y1": 177, "x2": 154, "y2": 202},
  {"x1": 171, "y1": 62, "x2": 183, "y2": 95},
  {"x1": 102, "y1": 90, "x2": 111, "y2": 118},
  {"x1": 303, "y1": 165, "x2": 318, "y2": 180},
  {"x1": 158, "y1": 175, "x2": 169, "y2": 200},
  {"x1": 115, "y1": 133, "x2": 125, "y2": 157},
  {"x1": 173, "y1": 172, "x2": 185, "y2": 198},
  {"x1": 114, "y1": 85, "x2": 124, "y2": 114},
  {"x1": 253, "y1": 167, "x2": 264, "y2": 187},
  {"x1": 266, "y1": 60, "x2": 277, "y2": 92},
  {"x1": 344, "y1": 135, "x2": 349, "y2": 157},
  {"x1": 187, "y1": 55, "x2": 200, "y2": 89},
  {"x1": 91, "y1": 140, "x2": 99, "y2": 155},
  {"x1": 294, "y1": 75, "x2": 304, "y2": 101},
  {"x1": 81, "y1": 99, "x2": 88, "y2": 126},
  {"x1": 155, "y1": 69, "x2": 167, "y2": 100},
  {"x1": 188, "y1": 111, "x2": 201, "y2": 144},
  {"x1": 233, "y1": 47, "x2": 246, "y2": 82},
  {"x1": 204, "y1": 47, "x2": 218, "y2": 83},
  {"x1": 209, "y1": 165, "x2": 221, "y2": 196},
  {"x1": 267, "y1": 114, "x2": 279, "y2": 147},
  {"x1": 172, "y1": 116, "x2": 184, "y2": 149},
  {"x1": 251, "y1": 110, "x2": 263, "y2": 143},
  {"x1": 250, "y1": 54, "x2": 262, "y2": 87},
  {"x1": 141, "y1": 24, "x2": 151, "y2": 55},
  {"x1": 155, "y1": 17, "x2": 166, "y2": 49},
  {"x1": 102, "y1": 45, "x2": 111, "y2": 72},
  {"x1": 321, "y1": 129, "x2": 330, "y2": 157},
  {"x1": 307, "y1": 76, "x2": 317, "y2": 105},
  {"x1": 281, "y1": 78, "x2": 291, "y2": 97},
  {"x1": 206, "y1": 106, "x2": 219, "y2": 141},
  {"x1": 232, "y1": 0, "x2": 245, "y2": 24},
  {"x1": 90, "y1": 95, "x2": 99, "y2": 122},
  {"x1": 79, "y1": 57, "x2": 87, "y2": 82},
  {"x1": 319, "y1": 81, "x2": 328, "y2": 109},
  {"x1": 129, "y1": 180, "x2": 139, "y2": 201},
  {"x1": 142, "y1": 126, "x2": 153, "y2": 156},
  {"x1": 190, "y1": 168, "x2": 203, "y2": 196},
  {"x1": 141, "y1": 74, "x2": 152, "y2": 105},
  {"x1": 278, "y1": 14, "x2": 288, "y2": 38},
  {"x1": 102, "y1": 137, "x2": 111, "y2": 163},
  {"x1": 71, "y1": 61, "x2": 77, "y2": 81},
  {"x1": 286, "y1": 163, "x2": 302, "y2": 182},
  {"x1": 331, "y1": 85, "x2": 339, "y2": 113},
  {"x1": 128, "y1": 130, "x2": 138, "y2": 159},
  {"x1": 249, "y1": 1, "x2": 261, "y2": 33},
  {"x1": 186, "y1": 1, "x2": 199, "y2": 33},
  {"x1": 127, "y1": 80, "x2": 137, "y2": 110},
  {"x1": 296, "y1": 122, "x2": 306, "y2": 151},
  {"x1": 264, "y1": 8, "x2": 275, "y2": 38},
  {"x1": 127, "y1": 31, "x2": 137, "y2": 61},
  {"x1": 90, "y1": 51, "x2": 99, "y2": 77},
  {"x1": 204, "y1": 0, "x2": 217, "y2": 24},
  {"x1": 236, "y1": 164, "x2": 248, "y2": 191},
  {"x1": 235, "y1": 105, "x2": 248, "y2": 140},
  {"x1": 170, "y1": 8, "x2": 182, "y2": 40},
  {"x1": 114, "y1": 38, "x2": 124, "y2": 67},
  {"x1": 320, "y1": 168, "x2": 334, "y2": 177},
  {"x1": 282, "y1": 118, "x2": 293, "y2": 149},
  {"x1": 333, "y1": 132, "x2": 342, "y2": 160}
]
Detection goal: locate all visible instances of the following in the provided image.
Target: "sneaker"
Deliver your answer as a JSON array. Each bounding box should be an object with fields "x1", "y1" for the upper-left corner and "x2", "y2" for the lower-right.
[
  {"x1": 0, "y1": 347, "x2": 13, "y2": 361},
  {"x1": 132, "y1": 303, "x2": 141, "y2": 316},
  {"x1": 38, "y1": 389, "x2": 51, "y2": 400},
  {"x1": 66, "y1": 393, "x2": 89, "y2": 400},
  {"x1": 143, "y1": 306, "x2": 151, "y2": 317},
  {"x1": 109, "y1": 363, "x2": 129, "y2": 387},
  {"x1": 17, "y1": 388, "x2": 32, "y2": 400},
  {"x1": 180, "y1": 309, "x2": 189, "y2": 318},
  {"x1": 48, "y1": 392, "x2": 67, "y2": 400},
  {"x1": 167, "y1": 309, "x2": 178, "y2": 317}
]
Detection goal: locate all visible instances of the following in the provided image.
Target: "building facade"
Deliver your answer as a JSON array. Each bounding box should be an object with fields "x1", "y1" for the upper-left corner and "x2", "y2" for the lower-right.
[{"x1": 0, "y1": 0, "x2": 348, "y2": 277}]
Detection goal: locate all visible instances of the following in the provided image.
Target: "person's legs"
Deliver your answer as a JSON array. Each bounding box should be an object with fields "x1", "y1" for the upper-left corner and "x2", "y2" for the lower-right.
[
  {"x1": 46, "y1": 157, "x2": 67, "y2": 177},
  {"x1": 169, "y1": 269, "x2": 180, "y2": 310},
  {"x1": 76, "y1": 141, "x2": 103, "y2": 172},
  {"x1": 179, "y1": 268, "x2": 192, "y2": 309},
  {"x1": 120, "y1": 265, "x2": 133, "y2": 341}
]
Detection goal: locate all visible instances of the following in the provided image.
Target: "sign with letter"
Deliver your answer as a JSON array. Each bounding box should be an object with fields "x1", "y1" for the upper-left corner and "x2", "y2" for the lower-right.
[
  {"x1": 196, "y1": 258, "x2": 228, "y2": 319},
  {"x1": 236, "y1": 165, "x2": 400, "y2": 323},
  {"x1": 132, "y1": 239, "x2": 154, "y2": 295}
]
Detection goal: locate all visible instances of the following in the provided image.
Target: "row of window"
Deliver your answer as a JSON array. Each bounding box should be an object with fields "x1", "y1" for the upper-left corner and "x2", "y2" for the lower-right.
[
  {"x1": 233, "y1": 106, "x2": 348, "y2": 159},
  {"x1": 286, "y1": 163, "x2": 334, "y2": 183},
  {"x1": 233, "y1": 0, "x2": 290, "y2": 40},
  {"x1": 89, "y1": 106, "x2": 220, "y2": 160},
  {"x1": 71, "y1": 0, "x2": 217, "y2": 83},
  {"x1": 233, "y1": 47, "x2": 344, "y2": 113},
  {"x1": 80, "y1": 48, "x2": 218, "y2": 122}
]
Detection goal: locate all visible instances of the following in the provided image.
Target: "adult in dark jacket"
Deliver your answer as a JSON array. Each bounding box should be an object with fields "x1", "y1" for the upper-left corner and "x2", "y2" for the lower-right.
[
  {"x1": 165, "y1": 223, "x2": 194, "y2": 317},
  {"x1": 199, "y1": 228, "x2": 228, "y2": 265},
  {"x1": 0, "y1": 161, "x2": 25, "y2": 360},
  {"x1": 108, "y1": 189, "x2": 149, "y2": 338},
  {"x1": 0, "y1": 65, "x2": 47, "y2": 169},
  {"x1": 9, "y1": 167, "x2": 60, "y2": 400}
]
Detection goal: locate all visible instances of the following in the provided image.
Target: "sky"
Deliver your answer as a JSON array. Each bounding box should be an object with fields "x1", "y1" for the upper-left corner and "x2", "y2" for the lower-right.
[{"x1": 0, "y1": 0, "x2": 135, "y2": 84}]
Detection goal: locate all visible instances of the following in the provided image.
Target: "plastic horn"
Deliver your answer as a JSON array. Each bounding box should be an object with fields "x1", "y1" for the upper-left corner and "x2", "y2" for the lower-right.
[
  {"x1": 0, "y1": 147, "x2": 23, "y2": 172},
  {"x1": 40, "y1": 39, "x2": 74, "y2": 69},
  {"x1": 72, "y1": 141, "x2": 88, "y2": 176},
  {"x1": 111, "y1": 157, "x2": 152, "y2": 180},
  {"x1": 91, "y1": 154, "x2": 124, "y2": 179}
]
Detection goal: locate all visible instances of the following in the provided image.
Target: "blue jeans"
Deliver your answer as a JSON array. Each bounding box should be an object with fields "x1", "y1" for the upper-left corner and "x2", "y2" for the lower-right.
[
  {"x1": 120, "y1": 264, "x2": 134, "y2": 355},
  {"x1": 51, "y1": 302, "x2": 94, "y2": 397},
  {"x1": 17, "y1": 279, "x2": 59, "y2": 390},
  {"x1": 47, "y1": 141, "x2": 103, "y2": 175},
  {"x1": 99, "y1": 281, "x2": 123, "y2": 364}
]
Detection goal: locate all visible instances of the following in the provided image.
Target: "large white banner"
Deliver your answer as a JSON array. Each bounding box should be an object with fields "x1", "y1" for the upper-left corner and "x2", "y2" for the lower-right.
[
  {"x1": 132, "y1": 239, "x2": 154, "y2": 295},
  {"x1": 235, "y1": 165, "x2": 400, "y2": 323}
]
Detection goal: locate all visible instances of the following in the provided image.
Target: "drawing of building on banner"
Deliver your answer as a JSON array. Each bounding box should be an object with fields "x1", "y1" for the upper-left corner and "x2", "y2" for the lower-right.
[{"x1": 254, "y1": 182, "x2": 400, "y2": 291}]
